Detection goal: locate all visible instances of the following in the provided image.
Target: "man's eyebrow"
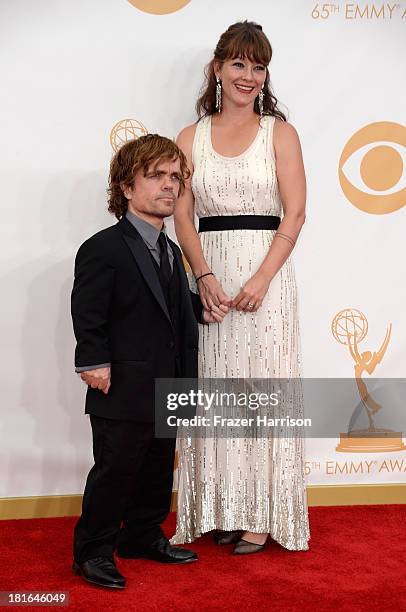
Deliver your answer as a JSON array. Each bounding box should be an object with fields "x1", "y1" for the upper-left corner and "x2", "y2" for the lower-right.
[{"x1": 150, "y1": 168, "x2": 181, "y2": 175}]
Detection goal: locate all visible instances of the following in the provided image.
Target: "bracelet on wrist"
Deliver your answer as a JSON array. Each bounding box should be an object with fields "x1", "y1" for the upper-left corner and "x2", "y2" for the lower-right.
[
  {"x1": 195, "y1": 272, "x2": 214, "y2": 283},
  {"x1": 275, "y1": 232, "x2": 295, "y2": 247}
]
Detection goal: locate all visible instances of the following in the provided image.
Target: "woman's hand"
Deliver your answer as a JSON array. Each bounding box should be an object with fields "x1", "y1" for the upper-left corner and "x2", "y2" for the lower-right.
[
  {"x1": 197, "y1": 274, "x2": 232, "y2": 311},
  {"x1": 202, "y1": 303, "x2": 230, "y2": 324},
  {"x1": 231, "y1": 270, "x2": 272, "y2": 313}
]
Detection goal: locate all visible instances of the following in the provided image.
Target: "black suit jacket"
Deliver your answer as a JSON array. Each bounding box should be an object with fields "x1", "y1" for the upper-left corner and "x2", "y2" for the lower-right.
[{"x1": 71, "y1": 216, "x2": 202, "y2": 422}]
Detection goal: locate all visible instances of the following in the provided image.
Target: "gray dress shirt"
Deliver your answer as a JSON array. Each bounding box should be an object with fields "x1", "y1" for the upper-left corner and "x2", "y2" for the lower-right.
[{"x1": 75, "y1": 210, "x2": 174, "y2": 373}]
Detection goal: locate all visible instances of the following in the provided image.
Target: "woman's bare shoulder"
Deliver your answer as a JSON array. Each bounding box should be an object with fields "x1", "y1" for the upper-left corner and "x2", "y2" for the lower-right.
[
  {"x1": 176, "y1": 122, "x2": 198, "y2": 148},
  {"x1": 274, "y1": 117, "x2": 299, "y2": 142},
  {"x1": 273, "y1": 117, "x2": 299, "y2": 138},
  {"x1": 273, "y1": 118, "x2": 301, "y2": 153}
]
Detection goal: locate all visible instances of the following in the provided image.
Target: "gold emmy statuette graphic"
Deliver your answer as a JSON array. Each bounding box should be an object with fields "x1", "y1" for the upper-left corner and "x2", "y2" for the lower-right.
[
  {"x1": 110, "y1": 118, "x2": 148, "y2": 152},
  {"x1": 331, "y1": 308, "x2": 405, "y2": 452},
  {"x1": 339, "y1": 121, "x2": 406, "y2": 214},
  {"x1": 127, "y1": 0, "x2": 191, "y2": 15}
]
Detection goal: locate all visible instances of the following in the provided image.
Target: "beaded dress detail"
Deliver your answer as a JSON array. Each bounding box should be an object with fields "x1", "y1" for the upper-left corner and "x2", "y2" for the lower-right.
[{"x1": 171, "y1": 115, "x2": 310, "y2": 550}]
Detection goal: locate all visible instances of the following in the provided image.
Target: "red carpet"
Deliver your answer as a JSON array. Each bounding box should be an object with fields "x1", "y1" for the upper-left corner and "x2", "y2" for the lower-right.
[{"x1": 1, "y1": 506, "x2": 405, "y2": 611}]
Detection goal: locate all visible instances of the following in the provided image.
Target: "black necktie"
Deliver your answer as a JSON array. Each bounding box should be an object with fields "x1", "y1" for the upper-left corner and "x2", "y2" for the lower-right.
[{"x1": 158, "y1": 231, "x2": 172, "y2": 286}]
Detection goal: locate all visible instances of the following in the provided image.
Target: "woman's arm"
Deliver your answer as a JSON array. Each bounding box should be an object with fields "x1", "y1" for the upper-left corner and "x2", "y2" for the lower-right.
[
  {"x1": 232, "y1": 120, "x2": 306, "y2": 312},
  {"x1": 174, "y1": 125, "x2": 208, "y2": 277},
  {"x1": 259, "y1": 119, "x2": 306, "y2": 279},
  {"x1": 174, "y1": 124, "x2": 231, "y2": 310}
]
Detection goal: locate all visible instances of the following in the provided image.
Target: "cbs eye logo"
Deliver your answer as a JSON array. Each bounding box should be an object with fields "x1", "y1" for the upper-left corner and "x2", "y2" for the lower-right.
[
  {"x1": 127, "y1": 0, "x2": 191, "y2": 14},
  {"x1": 339, "y1": 121, "x2": 406, "y2": 215}
]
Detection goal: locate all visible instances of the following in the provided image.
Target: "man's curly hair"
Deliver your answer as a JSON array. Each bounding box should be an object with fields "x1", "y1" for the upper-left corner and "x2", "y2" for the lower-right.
[{"x1": 107, "y1": 134, "x2": 190, "y2": 219}]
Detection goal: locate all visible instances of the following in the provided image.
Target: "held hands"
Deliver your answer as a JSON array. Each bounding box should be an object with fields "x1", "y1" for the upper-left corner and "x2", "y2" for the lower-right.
[
  {"x1": 197, "y1": 269, "x2": 272, "y2": 320},
  {"x1": 197, "y1": 273, "x2": 232, "y2": 324},
  {"x1": 80, "y1": 366, "x2": 111, "y2": 395},
  {"x1": 197, "y1": 274, "x2": 232, "y2": 312},
  {"x1": 203, "y1": 303, "x2": 230, "y2": 324}
]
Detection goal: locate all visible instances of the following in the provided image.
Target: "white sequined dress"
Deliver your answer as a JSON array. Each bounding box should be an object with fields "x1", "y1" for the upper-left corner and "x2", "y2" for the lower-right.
[{"x1": 171, "y1": 115, "x2": 310, "y2": 550}]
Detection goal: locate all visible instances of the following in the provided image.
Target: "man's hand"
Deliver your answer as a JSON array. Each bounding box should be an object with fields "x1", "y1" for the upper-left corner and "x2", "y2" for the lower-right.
[
  {"x1": 80, "y1": 367, "x2": 111, "y2": 395},
  {"x1": 202, "y1": 303, "x2": 229, "y2": 324}
]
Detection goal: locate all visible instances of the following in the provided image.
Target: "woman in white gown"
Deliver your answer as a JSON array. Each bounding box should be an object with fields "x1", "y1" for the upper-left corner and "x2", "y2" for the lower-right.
[{"x1": 172, "y1": 21, "x2": 310, "y2": 553}]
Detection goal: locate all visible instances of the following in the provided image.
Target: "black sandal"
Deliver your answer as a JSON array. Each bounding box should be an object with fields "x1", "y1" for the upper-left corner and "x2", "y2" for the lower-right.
[{"x1": 233, "y1": 537, "x2": 267, "y2": 555}]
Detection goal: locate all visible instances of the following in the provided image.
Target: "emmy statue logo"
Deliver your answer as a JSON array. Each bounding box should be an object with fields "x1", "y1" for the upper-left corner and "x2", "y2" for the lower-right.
[
  {"x1": 331, "y1": 308, "x2": 405, "y2": 452},
  {"x1": 110, "y1": 118, "x2": 148, "y2": 152}
]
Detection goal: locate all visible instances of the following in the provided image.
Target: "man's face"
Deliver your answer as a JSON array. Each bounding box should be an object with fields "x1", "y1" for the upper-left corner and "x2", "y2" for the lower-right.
[{"x1": 123, "y1": 157, "x2": 182, "y2": 225}]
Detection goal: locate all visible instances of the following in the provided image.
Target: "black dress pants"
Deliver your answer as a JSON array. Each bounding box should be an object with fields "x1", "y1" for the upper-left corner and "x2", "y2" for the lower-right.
[{"x1": 73, "y1": 414, "x2": 176, "y2": 563}]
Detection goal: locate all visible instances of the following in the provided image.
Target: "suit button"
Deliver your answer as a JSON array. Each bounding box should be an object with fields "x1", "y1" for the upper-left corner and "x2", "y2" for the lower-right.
[{"x1": 168, "y1": 341, "x2": 175, "y2": 349}]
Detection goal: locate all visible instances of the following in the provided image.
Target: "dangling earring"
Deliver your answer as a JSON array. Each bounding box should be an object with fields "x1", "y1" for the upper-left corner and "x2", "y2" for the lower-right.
[
  {"x1": 258, "y1": 87, "x2": 264, "y2": 117},
  {"x1": 215, "y1": 76, "x2": 222, "y2": 113}
]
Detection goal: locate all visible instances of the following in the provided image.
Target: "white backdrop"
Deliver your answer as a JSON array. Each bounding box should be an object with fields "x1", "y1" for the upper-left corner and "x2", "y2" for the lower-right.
[{"x1": 1, "y1": 0, "x2": 405, "y2": 499}]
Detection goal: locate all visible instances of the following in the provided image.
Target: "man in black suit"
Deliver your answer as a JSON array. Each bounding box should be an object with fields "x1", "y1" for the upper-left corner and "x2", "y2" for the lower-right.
[{"x1": 71, "y1": 134, "x2": 228, "y2": 589}]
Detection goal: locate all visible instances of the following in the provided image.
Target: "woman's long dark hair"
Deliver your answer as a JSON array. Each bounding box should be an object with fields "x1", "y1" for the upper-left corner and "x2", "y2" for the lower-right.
[{"x1": 196, "y1": 21, "x2": 287, "y2": 121}]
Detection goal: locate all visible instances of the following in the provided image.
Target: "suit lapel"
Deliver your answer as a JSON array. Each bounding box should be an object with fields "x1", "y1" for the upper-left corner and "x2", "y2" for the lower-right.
[{"x1": 119, "y1": 218, "x2": 172, "y2": 325}]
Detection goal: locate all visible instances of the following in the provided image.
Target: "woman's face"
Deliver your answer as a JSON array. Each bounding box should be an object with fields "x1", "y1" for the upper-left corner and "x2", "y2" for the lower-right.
[{"x1": 215, "y1": 56, "x2": 266, "y2": 110}]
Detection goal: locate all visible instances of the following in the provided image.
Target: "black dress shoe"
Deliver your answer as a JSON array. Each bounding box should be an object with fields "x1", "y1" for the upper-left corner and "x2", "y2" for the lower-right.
[
  {"x1": 233, "y1": 538, "x2": 267, "y2": 555},
  {"x1": 213, "y1": 530, "x2": 242, "y2": 545},
  {"x1": 117, "y1": 537, "x2": 198, "y2": 564},
  {"x1": 72, "y1": 557, "x2": 126, "y2": 589}
]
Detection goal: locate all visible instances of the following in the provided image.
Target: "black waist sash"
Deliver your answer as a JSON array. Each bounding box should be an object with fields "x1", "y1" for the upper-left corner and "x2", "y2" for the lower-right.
[{"x1": 198, "y1": 215, "x2": 281, "y2": 232}]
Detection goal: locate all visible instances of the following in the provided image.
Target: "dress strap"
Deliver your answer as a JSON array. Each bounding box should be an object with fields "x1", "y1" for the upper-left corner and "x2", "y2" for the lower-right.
[
  {"x1": 192, "y1": 115, "x2": 209, "y2": 168},
  {"x1": 264, "y1": 115, "x2": 276, "y2": 162}
]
